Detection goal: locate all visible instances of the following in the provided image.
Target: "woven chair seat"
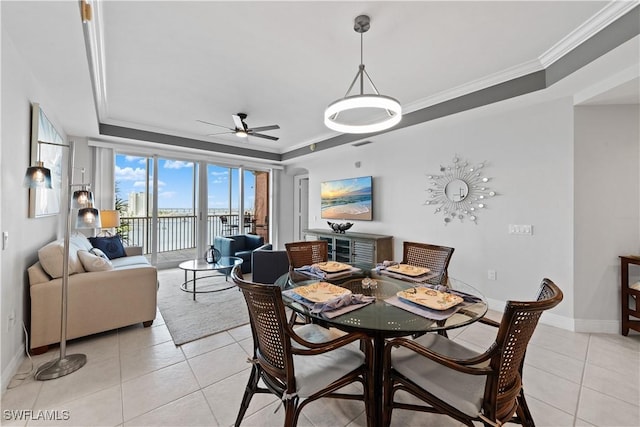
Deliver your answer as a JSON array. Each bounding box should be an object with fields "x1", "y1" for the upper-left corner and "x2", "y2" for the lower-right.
[
  {"x1": 391, "y1": 333, "x2": 485, "y2": 417},
  {"x1": 292, "y1": 324, "x2": 365, "y2": 398}
]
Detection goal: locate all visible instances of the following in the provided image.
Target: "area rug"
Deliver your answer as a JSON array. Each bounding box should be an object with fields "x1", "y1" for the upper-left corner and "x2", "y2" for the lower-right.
[{"x1": 157, "y1": 268, "x2": 249, "y2": 346}]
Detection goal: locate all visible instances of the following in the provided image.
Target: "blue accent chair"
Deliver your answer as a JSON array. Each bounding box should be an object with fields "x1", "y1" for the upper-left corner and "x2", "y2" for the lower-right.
[
  {"x1": 251, "y1": 244, "x2": 290, "y2": 284},
  {"x1": 214, "y1": 234, "x2": 264, "y2": 274}
]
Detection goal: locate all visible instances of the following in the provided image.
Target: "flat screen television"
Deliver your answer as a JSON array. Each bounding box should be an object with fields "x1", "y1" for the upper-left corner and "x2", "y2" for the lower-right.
[{"x1": 321, "y1": 176, "x2": 373, "y2": 221}]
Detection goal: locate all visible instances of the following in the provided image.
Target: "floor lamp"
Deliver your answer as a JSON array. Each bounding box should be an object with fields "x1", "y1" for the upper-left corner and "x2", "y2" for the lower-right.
[{"x1": 24, "y1": 140, "x2": 101, "y2": 380}]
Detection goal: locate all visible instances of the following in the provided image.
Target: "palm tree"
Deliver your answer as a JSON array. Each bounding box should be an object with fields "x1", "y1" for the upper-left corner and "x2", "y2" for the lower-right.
[{"x1": 115, "y1": 182, "x2": 130, "y2": 244}]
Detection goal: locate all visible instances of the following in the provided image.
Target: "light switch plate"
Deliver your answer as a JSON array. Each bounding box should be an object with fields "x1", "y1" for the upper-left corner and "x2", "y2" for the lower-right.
[{"x1": 509, "y1": 224, "x2": 533, "y2": 235}]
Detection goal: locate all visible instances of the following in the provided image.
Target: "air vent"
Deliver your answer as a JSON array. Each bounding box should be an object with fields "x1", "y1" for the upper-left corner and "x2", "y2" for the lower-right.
[{"x1": 352, "y1": 140, "x2": 373, "y2": 147}]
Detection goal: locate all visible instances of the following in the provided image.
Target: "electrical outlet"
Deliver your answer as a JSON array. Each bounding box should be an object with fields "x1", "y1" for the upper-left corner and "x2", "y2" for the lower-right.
[{"x1": 488, "y1": 269, "x2": 497, "y2": 280}]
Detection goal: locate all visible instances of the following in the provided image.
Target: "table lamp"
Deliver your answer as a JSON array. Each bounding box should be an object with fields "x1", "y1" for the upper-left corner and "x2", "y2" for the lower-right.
[{"x1": 99, "y1": 210, "x2": 120, "y2": 236}]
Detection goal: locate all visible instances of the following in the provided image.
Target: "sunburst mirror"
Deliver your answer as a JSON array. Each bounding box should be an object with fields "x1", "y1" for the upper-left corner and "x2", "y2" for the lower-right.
[{"x1": 424, "y1": 156, "x2": 497, "y2": 224}]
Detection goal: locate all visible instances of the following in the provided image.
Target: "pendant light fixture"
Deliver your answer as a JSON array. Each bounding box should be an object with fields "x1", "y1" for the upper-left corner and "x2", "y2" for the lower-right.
[{"x1": 324, "y1": 15, "x2": 402, "y2": 134}]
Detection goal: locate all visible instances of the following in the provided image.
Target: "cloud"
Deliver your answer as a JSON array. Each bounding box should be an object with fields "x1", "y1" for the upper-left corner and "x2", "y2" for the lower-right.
[
  {"x1": 124, "y1": 155, "x2": 144, "y2": 163},
  {"x1": 164, "y1": 160, "x2": 193, "y2": 169},
  {"x1": 115, "y1": 166, "x2": 146, "y2": 181}
]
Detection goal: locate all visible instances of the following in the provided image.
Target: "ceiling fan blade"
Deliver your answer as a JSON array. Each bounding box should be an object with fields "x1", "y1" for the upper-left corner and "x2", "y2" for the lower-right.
[
  {"x1": 197, "y1": 119, "x2": 232, "y2": 130},
  {"x1": 206, "y1": 131, "x2": 234, "y2": 136},
  {"x1": 249, "y1": 124, "x2": 280, "y2": 132},
  {"x1": 249, "y1": 132, "x2": 279, "y2": 141},
  {"x1": 232, "y1": 114, "x2": 245, "y2": 130}
]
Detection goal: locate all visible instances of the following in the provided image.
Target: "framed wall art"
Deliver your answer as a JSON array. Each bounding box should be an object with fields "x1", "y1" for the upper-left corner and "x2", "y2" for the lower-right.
[{"x1": 29, "y1": 102, "x2": 64, "y2": 218}]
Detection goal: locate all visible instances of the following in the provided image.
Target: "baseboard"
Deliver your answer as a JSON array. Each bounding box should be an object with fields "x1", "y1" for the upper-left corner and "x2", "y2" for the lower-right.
[
  {"x1": 1, "y1": 348, "x2": 26, "y2": 393},
  {"x1": 539, "y1": 311, "x2": 576, "y2": 331},
  {"x1": 486, "y1": 297, "x2": 623, "y2": 333},
  {"x1": 574, "y1": 318, "x2": 620, "y2": 334}
]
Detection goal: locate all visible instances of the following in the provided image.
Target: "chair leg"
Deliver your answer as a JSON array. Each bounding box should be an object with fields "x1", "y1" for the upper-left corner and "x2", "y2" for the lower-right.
[
  {"x1": 516, "y1": 392, "x2": 536, "y2": 427},
  {"x1": 283, "y1": 397, "x2": 300, "y2": 427},
  {"x1": 234, "y1": 364, "x2": 260, "y2": 427},
  {"x1": 382, "y1": 374, "x2": 393, "y2": 427}
]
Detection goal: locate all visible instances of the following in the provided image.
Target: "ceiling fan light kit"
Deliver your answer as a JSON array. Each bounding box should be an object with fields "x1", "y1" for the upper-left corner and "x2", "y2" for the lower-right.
[{"x1": 325, "y1": 15, "x2": 402, "y2": 134}]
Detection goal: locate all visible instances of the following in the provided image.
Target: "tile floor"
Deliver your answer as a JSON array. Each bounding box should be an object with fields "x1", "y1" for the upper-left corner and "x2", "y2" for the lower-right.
[{"x1": 2, "y1": 307, "x2": 639, "y2": 426}]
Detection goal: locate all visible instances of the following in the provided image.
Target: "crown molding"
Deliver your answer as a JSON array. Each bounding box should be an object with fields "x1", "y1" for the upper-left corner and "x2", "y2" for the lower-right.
[
  {"x1": 403, "y1": 2, "x2": 639, "y2": 116},
  {"x1": 81, "y1": 0, "x2": 109, "y2": 122},
  {"x1": 539, "y1": 1, "x2": 639, "y2": 68},
  {"x1": 402, "y1": 58, "x2": 544, "y2": 115}
]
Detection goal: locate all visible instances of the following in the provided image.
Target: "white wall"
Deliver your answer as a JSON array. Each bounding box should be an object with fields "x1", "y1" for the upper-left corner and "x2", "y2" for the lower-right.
[
  {"x1": 285, "y1": 97, "x2": 585, "y2": 328},
  {"x1": 0, "y1": 26, "x2": 96, "y2": 390},
  {"x1": 1, "y1": 28, "x2": 68, "y2": 389},
  {"x1": 574, "y1": 105, "x2": 640, "y2": 332}
]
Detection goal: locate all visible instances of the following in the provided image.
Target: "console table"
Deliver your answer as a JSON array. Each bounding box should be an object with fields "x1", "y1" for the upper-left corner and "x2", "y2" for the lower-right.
[
  {"x1": 620, "y1": 255, "x2": 640, "y2": 336},
  {"x1": 303, "y1": 229, "x2": 392, "y2": 265}
]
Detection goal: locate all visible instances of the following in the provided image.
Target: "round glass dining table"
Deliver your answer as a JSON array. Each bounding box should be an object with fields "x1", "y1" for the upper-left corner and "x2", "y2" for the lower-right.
[{"x1": 275, "y1": 266, "x2": 488, "y2": 427}]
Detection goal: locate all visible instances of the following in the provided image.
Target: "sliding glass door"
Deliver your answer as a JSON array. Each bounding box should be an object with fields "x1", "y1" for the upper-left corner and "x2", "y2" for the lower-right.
[
  {"x1": 115, "y1": 153, "x2": 271, "y2": 267},
  {"x1": 115, "y1": 154, "x2": 198, "y2": 267},
  {"x1": 204, "y1": 165, "x2": 270, "y2": 244}
]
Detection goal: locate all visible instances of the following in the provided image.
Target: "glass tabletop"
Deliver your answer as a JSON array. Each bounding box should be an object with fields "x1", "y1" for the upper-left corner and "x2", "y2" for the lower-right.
[
  {"x1": 277, "y1": 266, "x2": 488, "y2": 337},
  {"x1": 179, "y1": 256, "x2": 243, "y2": 271}
]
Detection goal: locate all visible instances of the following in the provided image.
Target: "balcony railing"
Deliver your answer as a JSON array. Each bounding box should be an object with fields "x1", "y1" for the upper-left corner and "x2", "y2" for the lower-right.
[{"x1": 120, "y1": 214, "x2": 259, "y2": 255}]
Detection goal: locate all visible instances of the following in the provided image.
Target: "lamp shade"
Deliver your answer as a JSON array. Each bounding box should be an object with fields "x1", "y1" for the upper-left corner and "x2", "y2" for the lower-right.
[
  {"x1": 76, "y1": 208, "x2": 101, "y2": 229},
  {"x1": 99, "y1": 210, "x2": 120, "y2": 229},
  {"x1": 72, "y1": 187, "x2": 94, "y2": 208},
  {"x1": 24, "y1": 161, "x2": 52, "y2": 189}
]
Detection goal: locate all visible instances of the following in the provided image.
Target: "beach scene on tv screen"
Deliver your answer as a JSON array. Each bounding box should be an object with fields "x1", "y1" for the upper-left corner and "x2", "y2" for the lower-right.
[{"x1": 321, "y1": 176, "x2": 372, "y2": 221}]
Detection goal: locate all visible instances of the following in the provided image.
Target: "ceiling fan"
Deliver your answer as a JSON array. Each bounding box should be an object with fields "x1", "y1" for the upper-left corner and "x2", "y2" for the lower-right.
[{"x1": 197, "y1": 113, "x2": 280, "y2": 141}]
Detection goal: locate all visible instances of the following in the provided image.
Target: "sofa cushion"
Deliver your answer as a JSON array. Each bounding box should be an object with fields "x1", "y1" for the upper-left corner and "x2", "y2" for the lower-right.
[
  {"x1": 38, "y1": 239, "x2": 85, "y2": 279},
  {"x1": 28, "y1": 262, "x2": 52, "y2": 285},
  {"x1": 89, "y1": 236, "x2": 127, "y2": 259},
  {"x1": 110, "y1": 255, "x2": 150, "y2": 269},
  {"x1": 78, "y1": 250, "x2": 114, "y2": 272}
]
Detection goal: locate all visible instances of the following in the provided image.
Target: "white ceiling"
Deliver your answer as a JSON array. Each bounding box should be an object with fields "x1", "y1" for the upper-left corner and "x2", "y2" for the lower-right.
[{"x1": 2, "y1": 1, "x2": 638, "y2": 159}]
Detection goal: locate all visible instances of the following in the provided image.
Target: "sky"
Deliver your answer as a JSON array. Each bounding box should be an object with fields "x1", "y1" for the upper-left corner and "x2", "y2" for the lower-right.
[{"x1": 115, "y1": 154, "x2": 254, "y2": 210}]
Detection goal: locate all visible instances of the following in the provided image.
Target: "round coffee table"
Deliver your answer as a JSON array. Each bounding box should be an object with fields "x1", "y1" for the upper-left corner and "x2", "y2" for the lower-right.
[{"x1": 179, "y1": 257, "x2": 243, "y2": 300}]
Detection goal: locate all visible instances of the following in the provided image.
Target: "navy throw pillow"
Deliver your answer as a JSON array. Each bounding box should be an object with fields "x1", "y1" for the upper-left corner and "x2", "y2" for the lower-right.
[{"x1": 88, "y1": 236, "x2": 127, "y2": 260}]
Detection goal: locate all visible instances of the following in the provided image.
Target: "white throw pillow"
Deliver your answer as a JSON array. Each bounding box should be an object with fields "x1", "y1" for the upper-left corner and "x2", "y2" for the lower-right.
[
  {"x1": 89, "y1": 247, "x2": 109, "y2": 260},
  {"x1": 78, "y1": 250, "x2": 113, "y2": 272},
  {"x1": 38, "y1": 240, "x2": 85, "y2": 279},
  {"x1": 70, "y1": 233, "x2": 93, "y2": 251}
]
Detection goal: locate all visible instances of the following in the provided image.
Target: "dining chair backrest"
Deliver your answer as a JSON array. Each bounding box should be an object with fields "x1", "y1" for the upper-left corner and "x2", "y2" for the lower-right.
[
  {"x1": 231, "y1": 266, "x2": 293, "y2": 388},
  {"x1": 402, "y1": 241, "x2": 454, "y2": 285},
  {"x1": 485, "y1": 278, "x2": 563, "y2": 421},
  {"x1": 285, "y1": 240, "x2": 329, "y2": 270}
]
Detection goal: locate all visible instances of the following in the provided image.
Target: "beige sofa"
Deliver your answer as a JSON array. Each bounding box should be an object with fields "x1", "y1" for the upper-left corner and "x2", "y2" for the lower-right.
[{"x1": 27, "y1": 234, "x2": 157, "y2": 353}]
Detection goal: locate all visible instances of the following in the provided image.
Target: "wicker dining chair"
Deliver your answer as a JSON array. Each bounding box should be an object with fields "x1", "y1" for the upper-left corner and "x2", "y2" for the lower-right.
[
  {"x1": 284, "y1": 240, "x2": 329, "y2": 270},
  {"x1": 283, "y1": 240, "x2": 330, "y2": 326},
  {"x1": 231, "y1": 266, "x2": 373, "y2": 427},
  {"x1": 402, "y1": 241, "x2": 455, "y2": 286},
  {"x1": 382, "y1": 278, "x2": 563, "y2": 427}
]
